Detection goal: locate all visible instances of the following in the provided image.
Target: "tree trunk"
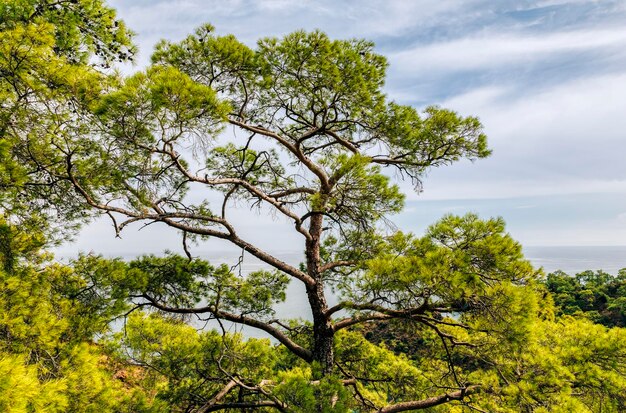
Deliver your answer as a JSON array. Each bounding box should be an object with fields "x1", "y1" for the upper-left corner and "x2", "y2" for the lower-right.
[
  {"x1": 305, "y1": 212, "x2": 334, "y2": 377},
  {"x1": 307, "y1": 281, "x2": 334, "y2": 376}
]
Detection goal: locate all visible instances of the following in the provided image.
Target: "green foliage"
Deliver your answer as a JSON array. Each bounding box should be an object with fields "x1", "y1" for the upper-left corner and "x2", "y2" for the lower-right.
[
  {"x1": 344, "y1": 214, "x2": 539, "y2": 319},
  {"x1": 361, "y1": 314, "x2": 626, "y2": 412},
  {"x1": 255, "y1": 30, "x2": 387, "y2": 127},
  {"x1": 470, "y1": 317, "x2": 626, "y2": 412},
  {"x1": 2, "y1": 2, "x2": 625, "y2": 412},
  {"x1": 545, "y1": 269, "x2": 626, "y2": 327},
  {"x1": 137, "y1": 26, "x2": 490, "y2": 239},
  {"x1": 0, "y1": 0, "x2": 134, "y2": 236},
  {"x1": 0, "y1": 0, "x2": 134, "y2": 64},
  {"x1": 205, "y1": 143, "x2": 290, "y2": 196},
  {"x1": 0, "y1": 353, "x2": 68, "y2": 413},
  {"x1": 321, "y1": 153, "x2": 405, "y2": 227},
  {"x1": 381, "y1": 103, "x2": 491, "y2": 188},
  {"x1": 0, "y1": 216, "x2": 162, "y2": 412},
  {"x1": 152, "y1": 23, "x2": 258, "y2": 99},
  {"x1": 95, "y1": 65, "x2": 229, "y2": 142},
  {"x1": 71, "y1": 252, "x2": 290, "y2": 319},
  {"x1": 113, "y1": 311, "x2": 277, "y2": 411}
]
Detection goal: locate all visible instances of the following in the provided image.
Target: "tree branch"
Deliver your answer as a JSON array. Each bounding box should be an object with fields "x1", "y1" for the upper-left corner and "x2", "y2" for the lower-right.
[
  {"x1": 328, "y1": 300, "x2": 429, "y2": 322},
  {"x1": 197, "y1": 380, "x2": 238, "y2": 413},
  {"x1": 158, "y1": 217, "x2": 314, "y2": 286},
  {"x1": 65, "y1": 154, "x2": 314, "y2": 285},
  {"x1": 333, "y1": 312, "x2": 393, "y2": 331},
  {"x1": 140, "y1": 296, "x2": 313, "y2": 363},
  {"x1": 156, "y1": 144, "x2": 312, "y2": 240},
  {"x1": 229, "y1": 119, "x2": 331, "y2": 190},
  {"x1": 320, "y1": 260, "x2": 356, "y2": 273},
  {"x1": 200, "y1": 401, "x2": 283, "y2": 412},
  {"x1": 377, "y1": 385, "x2": 480, "y2": 412}
]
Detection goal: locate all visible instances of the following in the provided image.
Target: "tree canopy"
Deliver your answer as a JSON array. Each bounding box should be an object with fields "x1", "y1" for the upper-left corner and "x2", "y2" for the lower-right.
[
  {"x1": 0, "y1": 0, "x2": 133, "y2": 231},
  {"x1": 545, "y1": 269, "x2": 626, "y2": 328},
  {"x1": 0, "y1": 216, "x2": 162, "y2": 412},
  {"x1": 1, "y1": 2, "x2": 625, "y2": 412}
]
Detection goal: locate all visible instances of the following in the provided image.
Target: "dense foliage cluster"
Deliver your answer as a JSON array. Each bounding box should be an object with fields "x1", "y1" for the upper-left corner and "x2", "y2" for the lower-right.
[
  {"x1": 0, "y1": 1, "x2": 625, "y2": 412},
  {"x1": 545, "y1": 269, "x2": 626, "y2": 328},
  {"x1": 0, "y1": 218, "x2": 158, "y2": 412},
  {"x1": 0, "y1": 0, "x2": 133, "y2": 232}
]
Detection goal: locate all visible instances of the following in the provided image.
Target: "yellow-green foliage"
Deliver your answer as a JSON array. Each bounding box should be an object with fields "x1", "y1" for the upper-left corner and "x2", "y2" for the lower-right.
[
  {"x1": 462, "y1": 317, "x2": 626, "y2": 412},
  {"x1": 1, "y1": 1, "x2": 625, "y2": 411},
  {"x1": 0, "y1": 0, "x2": 132, "y2": 228},
  {"x1": 0, "y1": 217, "x2": 161, "y2": 412}
]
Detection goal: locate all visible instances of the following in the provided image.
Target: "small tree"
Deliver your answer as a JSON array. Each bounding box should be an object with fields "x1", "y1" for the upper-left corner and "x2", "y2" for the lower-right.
[{"x1": 9, "y1": 14, "x2": 625, "y2": 412}]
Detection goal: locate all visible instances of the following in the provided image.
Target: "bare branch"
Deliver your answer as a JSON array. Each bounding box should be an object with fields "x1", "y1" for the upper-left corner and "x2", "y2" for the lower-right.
[
  {"x1": 333, "y1": 312, "x2": 394, "y2": 331},
  {"x1": 197, "y1": 380, "x2": 238, "y2": 413},
  {"x1": 269, "y1": 187, "x2": 316, "y2": 198},
  {"x1": 156, "y1": 144, "x2": 312, "y2": 240},
  {"x1": 229, "y1": 118, "x2": 331, "y2": 190},
  {"x1": 65, "y1": 154, "x2": 313, "y2": 285},
  {"x1": 140, "y1": 296, "x2": 313, "y2": 362},
  {"x1": 320, "y1": 260, "x2": 356, "y2": 273},
  {"x1": 199, "y1": 401, "x2": 283, "y2": 412},
  {"x1": 324, "y1": 129, "x2": 358, "y2": 153},
  {"x1": 328, "y1": 300, "x2": 429, "y2": 322},
  {"x1": 158, "y1": 218, "x2": 314, "y2": 286},
  {"x1": 377, "y1": 385, "x2": 481, "y2": 412}
]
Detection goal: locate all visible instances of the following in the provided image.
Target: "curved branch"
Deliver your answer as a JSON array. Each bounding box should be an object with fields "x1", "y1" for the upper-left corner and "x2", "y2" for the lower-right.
[
  {"x1": 377, "y1": 385, "x2": 480, "y2": 412},
  {"x1": 324, "y1": 129, "x2": 358, "y2": 153},
  {"x1": 333, "y1": 312, "x2": 393, "y2": 331},
  {"x1": 328, "y1": 300, "x2": 429, "y2": 321},
  {"x1": 157, "y1": 145, "x2": 312, "y2": 240},
  {"x1": 159, "y1": 217, "x2": 314, "y2": 286},
  {"x1": 65, "y1": 154, "x2": 313, "y2": 285},
  {"x1": 229, "y1": 119, "x2": 331, "y2": 190},
  {"x1": 200, "y1": 401, "x2": 283, "y2": 412},
  {"x1": 320, "y1": 260, "x2": 356, "y2": 273},
  {"x1": 141, "y1": 296, "x2": 313, "y2": 363},
  {"x1": 197, "y1": 379, "x2": 238, "y2": 413},
  {"x1": 269, "y1": 187, "x2": 316, "y2": 198}
]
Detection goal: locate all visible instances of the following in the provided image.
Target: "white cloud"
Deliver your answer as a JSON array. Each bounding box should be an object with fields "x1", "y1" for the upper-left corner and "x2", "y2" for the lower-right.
[
  {"x1": 338, "y1": 0, "x2": 482, "y2": 37},
  {"x1": 109, "y1": 0, "x2": 488, "y2": 67},
  {"x1": 390, "y1": 26, "x2": 626, "y2": 75},
  {"x1": 515, "y1": 226, "x2": 626, "y2": 247},
  {"x1": 410, "y1": 178, "x2": 626, "y2": 201},
  {"x1": 392, "y1": 71, "x2": 626, "y2": 201},
  {"x1": 445, "y1": 71, "x2": 626, "y2": 146}
]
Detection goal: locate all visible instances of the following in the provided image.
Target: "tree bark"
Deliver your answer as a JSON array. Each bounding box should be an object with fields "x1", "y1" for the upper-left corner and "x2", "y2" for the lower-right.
[
  {"x1": 377, "y1": 385, "x2": 481, "y2": 412},
  {"x1": 305, "y1": 212, "x2": 335, "y2": 377}
]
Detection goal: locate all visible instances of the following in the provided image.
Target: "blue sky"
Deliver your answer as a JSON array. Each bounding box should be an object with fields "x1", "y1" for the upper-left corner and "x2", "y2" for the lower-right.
[{"x1": 60, "y1": 0, "x2": 626, "y2": 255}]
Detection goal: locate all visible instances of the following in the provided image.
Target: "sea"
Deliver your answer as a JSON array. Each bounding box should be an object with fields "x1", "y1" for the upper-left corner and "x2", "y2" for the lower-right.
[{"x1": 523, "y1": 246, "x2": 626, "y2": 274}]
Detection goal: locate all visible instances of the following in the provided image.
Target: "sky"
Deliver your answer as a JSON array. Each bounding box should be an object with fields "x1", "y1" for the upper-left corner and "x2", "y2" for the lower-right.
[{"x1": 59, "y1": 0, "x2": 626, "y2": 257}]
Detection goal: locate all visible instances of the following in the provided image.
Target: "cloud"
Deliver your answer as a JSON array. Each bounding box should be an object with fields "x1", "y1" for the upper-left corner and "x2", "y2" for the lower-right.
[
  {"x1": 109, "y1": 0, "x2": 488, "y2": 66},
  {"x1": 395, "y1": 70, "x2": 626, "y2": 201},
  {"x1": 409, "y1": 178, "x2": 626, "y2": 201},
  {"x1": 390, "y1": 26, "x2": 626, "y2": 75}
]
